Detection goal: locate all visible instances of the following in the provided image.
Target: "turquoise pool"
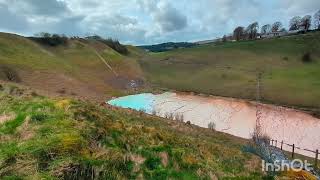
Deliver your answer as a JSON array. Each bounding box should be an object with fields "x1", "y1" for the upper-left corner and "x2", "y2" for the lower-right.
[{"x1": 107, "y1": 93, "x2": 156, "y2": 113}]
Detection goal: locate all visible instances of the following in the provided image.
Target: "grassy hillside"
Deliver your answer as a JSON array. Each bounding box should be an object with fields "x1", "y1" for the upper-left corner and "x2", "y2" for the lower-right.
[
  {"x1": 140, "y1": 32, "x2": 320, "y2": 112},
  {"x1": 0, "y1": 33, "x2": 145, "y2": 101},
  {"x1": 0, "y1": 83, "x2": 269, "y2": 179}
]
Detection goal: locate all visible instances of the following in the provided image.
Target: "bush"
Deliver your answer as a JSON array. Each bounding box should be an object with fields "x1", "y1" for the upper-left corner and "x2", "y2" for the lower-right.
[
  {"x1": 164, "y1": 112, "x2": 174, "y2": 119},
  {"x1": 0, "y1": 66, "x2": 21, "y2": 82},
  {"x1": 302, "y1": 52, "x2": 312, "y2": 63},
  {"x1": 104, "y1": 38, "x2": 129, "y2": 55},
  {"x1": 151, "y1": 109, "x2": 157, "y2": 116},
  {"x1": 208, "y1": 122, "x2": 216, "y2": 130},
  {"x1": 174, "y1": 113, "x2": 184, "y2": 122},
  {"x1": 144, "y1": 157, "x2": 162, "y2": 170},
  {"x1": 31, "y1": 33, "x2": 68, "y2": 46},
  {"x1": 86, "y1": 36, "x2": 129, "y2": 55}
]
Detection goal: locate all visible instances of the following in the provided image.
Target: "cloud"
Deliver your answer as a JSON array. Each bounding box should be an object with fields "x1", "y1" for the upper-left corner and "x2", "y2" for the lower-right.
[
  {"x1": 137, "y1": 0, "x2": 188, "y2": 34},
  {"x1": 53, "y1": 15, "x2": 85, "y2": 35},
  {"x1": 4, "y1": 0, "x2": 69, "y2": 17},
  {"x1": 0, "y1": 3, "x2": 29, "y2": 33},
  {"x1": 280, "y1": 0, "x2": 320, "y2": 16},
  {"x1": 0, "y1": 0, "x2": 319, "y2": 44},
  {"x1": 154, "y1": 2, "x2": 188, "y2": 32}
]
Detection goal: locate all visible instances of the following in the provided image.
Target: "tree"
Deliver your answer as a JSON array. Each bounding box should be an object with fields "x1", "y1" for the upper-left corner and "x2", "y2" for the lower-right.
[
  {"x1": 261, "y1": 24, "x2": 271, "y2": 34},
  {"x1": 314, "y1": 10, "x2": 320, "y2": 30},
  {"x1": 233, "y1": 26, "x2": 244, "y2": 41},
  {"x1": 272, "y1": 22, "x2": 282, "y2": 32},
  {"x1": 289, "y1": 16, "x2": 301, "y2": 31},
  {"x1": 39, "y1": 32, "x2": 51, "y2": 38},
  {"x1": 246, "y1": 22, "x2": 259, "y2": 40},
  {"x1": 280, "y1": 28, "x2": 286, "y2": 32},
  {"x1": 222, "y1": 35, "x2": 227, "y2": 42},
  {"x1": 301, "y1": 15, "x2": 312, "y2": 32}
]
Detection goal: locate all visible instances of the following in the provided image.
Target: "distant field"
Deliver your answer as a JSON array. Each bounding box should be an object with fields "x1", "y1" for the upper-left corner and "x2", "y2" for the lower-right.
[{"x1": 139, "y1": 32, "x2": 320, "y2": 111}]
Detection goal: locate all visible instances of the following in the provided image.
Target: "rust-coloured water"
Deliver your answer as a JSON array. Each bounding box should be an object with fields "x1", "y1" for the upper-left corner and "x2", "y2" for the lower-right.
[{"x1": 153, "y1": 93, "x2": 320, "y2": 157}]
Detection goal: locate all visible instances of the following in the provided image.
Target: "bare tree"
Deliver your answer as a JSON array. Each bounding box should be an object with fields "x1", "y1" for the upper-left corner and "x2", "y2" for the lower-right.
[
  {"x1": 289, "y1": 16, "x2": 302, "y2": 31},
  {"x1": 314, "y1": 10, "x2": 320, "y2": 30},
  {"x1": 246, "y1": 22, "x2": 259, "y2": 40},
  {"x1": 272, "y1": 22, "x2": 282, "y2": 32},
  {"x1": 261, "y1": 24, "x2": 271, "y2": 34},
  {"x1": 301, "y1": 15, "x2": 312, "y2": 32},
  {"x1": 233, "y1": 26, "x2": 245, "y2": 41}
]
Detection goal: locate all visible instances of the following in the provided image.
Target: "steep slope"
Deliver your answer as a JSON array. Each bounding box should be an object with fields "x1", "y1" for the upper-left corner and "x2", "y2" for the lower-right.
[
  {"x1": 140, "y1": 32, "x2": 320, "y2": 113},
  {"x1": 0, "y1": 33, "x2": 145, "y2": 101}
]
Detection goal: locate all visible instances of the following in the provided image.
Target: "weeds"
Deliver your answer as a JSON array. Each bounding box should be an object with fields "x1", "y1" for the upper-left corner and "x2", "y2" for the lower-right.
[
  {"x1": 208, "y1": 122, "x2": 216, "y2": 130},
  {"x1": 30, "y1": 113, "x2": 48, "y2": 122},
  {"x1": 151, "y1": 109, "x2": 157, "y2": 116},
  {"x1": 0, "y1": 66, "x2": 21, "y2": 83}
]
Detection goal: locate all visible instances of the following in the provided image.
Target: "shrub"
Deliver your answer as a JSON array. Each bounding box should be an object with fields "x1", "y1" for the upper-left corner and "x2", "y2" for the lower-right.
[
  {"x1": 151, "y1": 109, "x2": 157, "y2": 116},
  {"x1": 144, "y1": 157, "x2": 162, "y2": 170},
  {"x1": 302, "y1": 52, "x2": 312, "y2": 63},
  {"x1": 164, "y1": 112, "x2": 174, "y2": 119},
  {"x1": 0, "y1": 66, "x2": 21, "y2": 82},
  {"x1": 86, "y1": 36, "x2": 129, "y2": 55},
  {"x1": 175, "y1": 113, "x2": 184, "y2": 122},
  {"x1": 208, "y1": 122, "x2": 216, "y2": 130},
  {"x1": 103, "y1": 38, "x2": 129, "y2": 55},
  {"x1": 31, "y1": 33, "x2": 68, "y2": 46}
]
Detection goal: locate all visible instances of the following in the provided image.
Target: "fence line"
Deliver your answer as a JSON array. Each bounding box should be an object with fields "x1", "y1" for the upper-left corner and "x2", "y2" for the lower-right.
[{"x1": 269, "y1": 139, "x2": 319, "y2": 168}]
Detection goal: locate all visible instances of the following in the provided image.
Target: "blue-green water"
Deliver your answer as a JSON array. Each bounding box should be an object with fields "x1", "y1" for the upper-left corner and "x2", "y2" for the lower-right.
[{"x1": 107, "y1": 93, "x2": 156, "y2": 113}]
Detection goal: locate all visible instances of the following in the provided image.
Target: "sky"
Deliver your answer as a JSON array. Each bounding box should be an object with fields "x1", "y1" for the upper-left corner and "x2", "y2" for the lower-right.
[{"x1": 0, "y1": 0, "x2": 319, "y2": 45}]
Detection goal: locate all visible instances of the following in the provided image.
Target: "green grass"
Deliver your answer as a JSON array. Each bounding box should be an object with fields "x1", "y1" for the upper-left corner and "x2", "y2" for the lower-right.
[
  {"x1": 140, "y1": 32, "x2": 320, "y2": 110},
  {"x1": 0, "y1": 32, "x2": 144, "y2": 99},
  {"x1": 0, "y1": 113, "x2": 26, "y2": 134},
  {"x1": 0, "y1": 84, "x2": 267, "y2": 179}
]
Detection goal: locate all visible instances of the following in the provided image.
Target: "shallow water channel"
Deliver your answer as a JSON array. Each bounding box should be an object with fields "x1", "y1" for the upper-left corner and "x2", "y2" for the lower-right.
[{"x1": 108, "y1": 92, "x2": 320, "y2": 158}]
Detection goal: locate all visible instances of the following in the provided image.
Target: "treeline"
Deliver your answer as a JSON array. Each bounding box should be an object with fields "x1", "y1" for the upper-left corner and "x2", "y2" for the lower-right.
[
  {"x1": 140, "y1": 42, "x2": 196, "y2": 52},
  {"x1": 30, "y1": 32, "x2": 68, "y2": 46},
  {"x1": 29, "y1": 33, "x2": 129, "y2": 55},
  {"x1": 230, "y1": 10, "x2": 320, "y2": 41}
]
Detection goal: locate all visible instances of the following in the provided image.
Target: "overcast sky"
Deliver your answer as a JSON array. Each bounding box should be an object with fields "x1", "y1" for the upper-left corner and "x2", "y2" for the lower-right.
[{"x1": 0, "y1": 0, "x2": 319, "y2": 45}]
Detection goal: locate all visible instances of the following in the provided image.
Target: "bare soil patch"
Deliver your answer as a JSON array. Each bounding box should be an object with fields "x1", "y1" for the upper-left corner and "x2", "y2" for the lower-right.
[
  {"x1": 0, "y1": 113, "x2": 15, "y2": 125},
  {"x1": 105, "y1": 75, "x2": 144, "y2": 90}
]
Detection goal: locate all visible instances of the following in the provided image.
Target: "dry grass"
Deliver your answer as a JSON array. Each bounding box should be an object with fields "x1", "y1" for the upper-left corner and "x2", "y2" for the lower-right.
[{"x1": 278, "y1": 170, "x2": 318, "y2": 180}]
